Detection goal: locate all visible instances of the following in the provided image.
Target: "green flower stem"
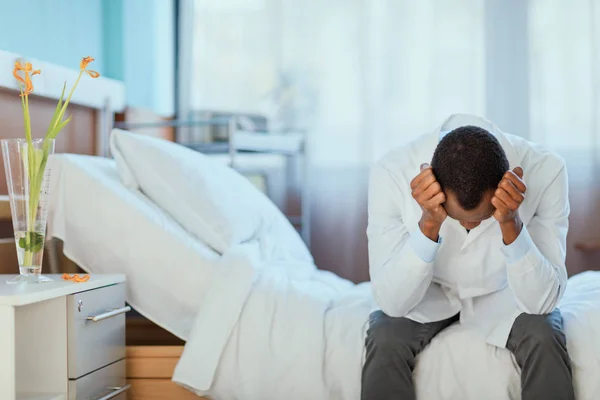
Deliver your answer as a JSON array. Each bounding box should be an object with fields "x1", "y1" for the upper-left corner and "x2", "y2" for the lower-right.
[
  {"x1": 20, "y1": 91, "x2": 36, "y2": 266},
  {"x1": 17, "y1": 67, "x2": 87, "y2": 267}
]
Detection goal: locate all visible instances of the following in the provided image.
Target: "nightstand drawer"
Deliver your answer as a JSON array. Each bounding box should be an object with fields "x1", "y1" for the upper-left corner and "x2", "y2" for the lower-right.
[
  {"x1": 68, "y1": 359, "x2": 129, "y2": 400},
  {"x1": 67, "y1": 283, "x2": 128, "y2": 379}
]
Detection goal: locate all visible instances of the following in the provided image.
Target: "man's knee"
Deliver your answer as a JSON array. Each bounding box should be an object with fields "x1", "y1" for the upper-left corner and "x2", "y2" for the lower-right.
[
  {"x1": 511, "y1": 310, "x2": 567, "y2": 350},
  {"x1": 366, "y1": 312, "x2": 418, "y2": 358}
]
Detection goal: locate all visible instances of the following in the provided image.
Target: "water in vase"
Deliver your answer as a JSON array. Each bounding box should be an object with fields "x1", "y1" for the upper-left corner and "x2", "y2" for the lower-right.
[
  {"x1": 2, "y1": 138, "x2": 55, "y2": 283},
  {"x1": 14, "y1": 230, "x2": 46, "y2": 276}
]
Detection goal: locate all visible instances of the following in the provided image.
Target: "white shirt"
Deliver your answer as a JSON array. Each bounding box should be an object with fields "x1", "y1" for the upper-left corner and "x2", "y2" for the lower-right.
[{"x1": 367, "y1": 113, "x2": 569, "y2": 348}]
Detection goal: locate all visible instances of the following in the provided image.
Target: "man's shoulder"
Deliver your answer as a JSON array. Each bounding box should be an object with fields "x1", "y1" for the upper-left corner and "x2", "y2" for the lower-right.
[
  {"x1": 372, "y1": 134, "x2": 431, "y2": 179},
  {"x1": 506, "y1": 133, "x2": 566, "y2": 178}
]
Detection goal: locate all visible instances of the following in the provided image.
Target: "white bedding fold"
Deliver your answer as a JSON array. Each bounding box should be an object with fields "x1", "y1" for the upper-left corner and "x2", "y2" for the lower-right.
[
  {"x1": 173, "y1": 244, "x2": 260, "y2": 391},
  {"x1": 174, "y1": 255, "x2": 371, "y2": 400},
  {"x1": 175, "y1": 265, "x2": 600, "y2": 400}
]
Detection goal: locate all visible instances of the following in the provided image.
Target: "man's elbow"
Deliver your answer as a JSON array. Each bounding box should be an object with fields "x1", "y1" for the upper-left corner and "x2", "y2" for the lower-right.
[
  {"x1": 376, "y1": 301, "x2": 411, "y2": 318},
  {"x1": 512, "y1": 264, "x2": 567, "y2": 314},
  {"x1": 380, "y1": 304, "x2": 410, "y2": 318},
  {"x1": 517, "y1": 300, "x2": 558, "y2": 316},
  {"x1": 516, "y1": 283, "x2": 564, "y2": 315},
  {"x1": 372, "y1": 285, "x2": 412, "y2": 318}
]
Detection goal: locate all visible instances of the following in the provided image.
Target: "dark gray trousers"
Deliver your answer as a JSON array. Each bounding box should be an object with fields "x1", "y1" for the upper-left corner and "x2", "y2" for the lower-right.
[{"x1": 361, "y1": 309, "x2": 574, "y2": 400}]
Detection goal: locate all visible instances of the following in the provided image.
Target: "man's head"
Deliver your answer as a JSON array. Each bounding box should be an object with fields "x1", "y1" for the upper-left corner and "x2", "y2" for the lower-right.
[{"x1": 430, "y1": 125, "x2": 509, "y2": 230}]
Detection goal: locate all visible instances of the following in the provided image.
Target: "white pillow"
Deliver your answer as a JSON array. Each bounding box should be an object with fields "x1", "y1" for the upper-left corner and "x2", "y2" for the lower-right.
[
  {"x1": 109, "y1": 129, "x2": 313, "y2": 263},
  {"x1": 47, "y1": 154, "x2": 222, "y2": 340}
]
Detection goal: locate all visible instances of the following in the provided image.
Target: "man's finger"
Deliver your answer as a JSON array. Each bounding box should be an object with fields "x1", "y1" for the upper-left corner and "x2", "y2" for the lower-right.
[
  {"x1": 411, "y1": 170, "x2": 435, "y2": 193},
  {"x1": 503, "y1": 170, "x2": 527, "y2": 193},
  {"x1": 495, "y1": 188, "x2": 519, "y2": 210},
  {"x1": 424, "y1": 191, "x2": 446, "y2": 210},
  {"x1": 491, "y1": 196, "x2": 507, "y2": 212},
  {"x1": 513, "y1": 166, "x2": 524, "y2": 179},
  {"x1": 420, "y1": 163, "x2": 430, "y2": 171},
  {"x1": 410, "y1": 167, "x2": 433, "y2": 190},
  {"x1": 499, "y1": 179, "x2": 525, "y2": 203},
  {"x1": 418, "y1": 181, "x2": 442, "y2": 203}
]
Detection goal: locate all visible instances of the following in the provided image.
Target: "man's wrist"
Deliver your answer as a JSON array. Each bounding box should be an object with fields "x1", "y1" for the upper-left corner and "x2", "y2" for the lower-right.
[
  {"x1": 499, "y1": 216, "x2": 523, "y2": 245},
  {"x1": 419, "y1": 217, "x2": 441, "y2": 242}
]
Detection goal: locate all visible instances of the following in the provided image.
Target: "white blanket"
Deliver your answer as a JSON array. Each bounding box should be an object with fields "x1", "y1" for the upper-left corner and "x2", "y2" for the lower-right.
[{"x1": 174, "y1": 253, "x2": 600, "y2": 400}]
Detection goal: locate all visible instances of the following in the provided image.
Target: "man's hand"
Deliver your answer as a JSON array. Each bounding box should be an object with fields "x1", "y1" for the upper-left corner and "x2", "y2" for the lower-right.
[
  {"x1": 492, "y1": 166, "x2": 527, "y2": 245},
  {"x1": 410, "y1": 163, "x2": 447, "y2": 241}
]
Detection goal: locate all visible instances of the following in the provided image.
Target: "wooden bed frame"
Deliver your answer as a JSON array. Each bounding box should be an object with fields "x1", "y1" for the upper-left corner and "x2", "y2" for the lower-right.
[
  {"x1": 125, "y1": 315, "x2": 206, "y2": 399},
  {"x1": 127, "y1": 345, "x2": 206, "y2": 400}
]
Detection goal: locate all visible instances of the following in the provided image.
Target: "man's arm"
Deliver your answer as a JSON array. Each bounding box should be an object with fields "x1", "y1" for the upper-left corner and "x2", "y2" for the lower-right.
[
  {"x1": 367, "y1": 162, "x2": 444, "y2": 317},
  {"x1": 494, "y1": 164, "x2": 569, "y2": 314}
]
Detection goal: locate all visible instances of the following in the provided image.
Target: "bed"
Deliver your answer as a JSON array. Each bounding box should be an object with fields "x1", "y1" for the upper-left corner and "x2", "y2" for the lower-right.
[{"x1": 46, "y1": 134, "x2": 600, "y2": 399}]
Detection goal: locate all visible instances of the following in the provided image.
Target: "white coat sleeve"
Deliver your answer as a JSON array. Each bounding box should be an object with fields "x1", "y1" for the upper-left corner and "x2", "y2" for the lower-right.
[
  {"x1": 367, "y1": 163, "x2": 441, "y2": 317},
  {"x1": 502, "y1": 163, "x2": 569, "y2": 314}
]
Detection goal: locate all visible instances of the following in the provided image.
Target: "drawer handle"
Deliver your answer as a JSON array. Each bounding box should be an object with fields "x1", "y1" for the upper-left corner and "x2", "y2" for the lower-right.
[
  {"x1": 87, "y1": 306, "x2": 131, "y2": 322},
  {"x1": 95, "y1": 384, "x2": 131, "y2": 400}
]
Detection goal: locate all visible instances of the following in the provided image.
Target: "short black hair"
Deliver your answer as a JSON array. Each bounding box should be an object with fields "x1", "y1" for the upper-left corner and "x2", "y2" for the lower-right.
[{"x1": 430, "y1": 125, "x2": 509, "y2": 210}]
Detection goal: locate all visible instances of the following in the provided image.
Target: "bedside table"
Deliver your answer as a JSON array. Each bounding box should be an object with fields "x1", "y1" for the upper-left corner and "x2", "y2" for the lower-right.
[{"x1": 0, "y1": 274, "x2": 129, "y2": 400}]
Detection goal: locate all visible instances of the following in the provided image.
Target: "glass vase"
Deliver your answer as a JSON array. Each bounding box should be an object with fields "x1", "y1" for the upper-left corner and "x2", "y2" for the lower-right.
[{"x1": 2, "y1": 138, "x2": 55, "y2": 284}]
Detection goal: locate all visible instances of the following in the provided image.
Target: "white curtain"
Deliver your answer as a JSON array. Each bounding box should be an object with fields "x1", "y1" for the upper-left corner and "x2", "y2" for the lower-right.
[
  {"x1": 185, "y1": 0, "x2": 599, "y2": 166},
  {"x1": 188, "y1": 0, "x2": 485, "y2": 166},
  {"x1": 529, "y1": 0, "x2": 600, "y2": 154},
  {"x1": 182, "y1": 0, "x2": 600, "y2": 280}
]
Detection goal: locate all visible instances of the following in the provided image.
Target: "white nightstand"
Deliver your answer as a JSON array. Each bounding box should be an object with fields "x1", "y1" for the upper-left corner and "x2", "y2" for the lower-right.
[{"x1": 0, "y1": 274, "x2": 129, "y2": 400}]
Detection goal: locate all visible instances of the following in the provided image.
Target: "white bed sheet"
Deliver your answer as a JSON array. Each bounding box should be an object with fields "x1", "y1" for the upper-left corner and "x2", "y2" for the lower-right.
[{"x1": 48, "y1": 154, "x2": 600, "y2": 400}]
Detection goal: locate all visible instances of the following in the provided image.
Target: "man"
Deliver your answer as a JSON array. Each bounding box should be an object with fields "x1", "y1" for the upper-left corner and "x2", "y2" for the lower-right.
[{"x1": 362, "y1": 114, "x2": 573, "y2": 400}]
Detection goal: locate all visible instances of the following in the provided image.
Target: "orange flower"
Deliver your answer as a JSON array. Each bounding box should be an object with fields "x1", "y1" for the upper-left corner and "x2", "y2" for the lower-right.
[
  {"x1": 80, "y1": 56, "x2": 93, "y2": 69},
  {"x1": 80, "y1": 56, "x2": 100, "y2": 78},
  {"x1": 13, "y1": 61, "x2": 25, "y2": 84},
  {"x1": 13, "y1": 61, "x2": 41, "y2": 96},
  {"x1": 61, "y1": 273, "x2": 90, "y2": 283}
]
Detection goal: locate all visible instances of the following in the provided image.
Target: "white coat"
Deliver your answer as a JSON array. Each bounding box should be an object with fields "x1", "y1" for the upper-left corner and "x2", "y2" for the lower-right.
[{"x1": 367, "y1": 113, "x2": 569, "y2": 348}]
